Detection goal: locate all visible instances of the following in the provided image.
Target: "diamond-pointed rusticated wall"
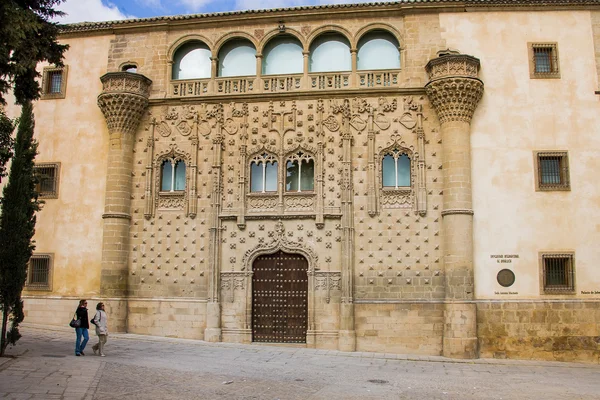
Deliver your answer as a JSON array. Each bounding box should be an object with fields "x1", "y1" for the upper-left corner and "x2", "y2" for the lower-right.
[{"x1": 97, "y1": 72, "x2": 152, "y2": 331}]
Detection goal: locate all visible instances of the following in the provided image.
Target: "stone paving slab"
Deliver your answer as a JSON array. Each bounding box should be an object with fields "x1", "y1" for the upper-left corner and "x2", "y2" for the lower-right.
[{"x1": 0, "y1": 326, "x2": 598, "y2": 399}]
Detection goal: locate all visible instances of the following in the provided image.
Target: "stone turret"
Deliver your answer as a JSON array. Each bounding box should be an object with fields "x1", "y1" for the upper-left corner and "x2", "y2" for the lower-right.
[
  {"x1": 425, "y1": 51, "x2": 484, "y2": 358},
  {"x1": 97, "y1": 72, "x2": 152, "y2": 331}
]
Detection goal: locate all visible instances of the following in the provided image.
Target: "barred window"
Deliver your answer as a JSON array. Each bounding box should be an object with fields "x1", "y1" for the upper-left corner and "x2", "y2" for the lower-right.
[
  {"x1": 41, "y1": 66, "x2": 68, "y2": 99},
  {"x1": 534, "y1": 151, "x2": 569, "y2": 191},
  {"x1": 34, "y1": 163, "x2": 60, "y2": 199},
  {"x1": 26, "y1": 254, "x2": 52, "y2": 290},
  {"x1": 528, "y1": 43, "x2": 560, "y2": 79},
  {"x1": 286, "y1": 152, "x2": 314, "y2": 192},
  {"x1": 541, "y1": 253, "x2": 575, "y2": 294}
]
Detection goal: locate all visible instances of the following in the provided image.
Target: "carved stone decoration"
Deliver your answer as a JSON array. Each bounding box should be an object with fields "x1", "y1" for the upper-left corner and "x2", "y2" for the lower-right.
[
  {"x1": 381, "y1": 190, "x2": 413, "y2": 208},
  {"x1": 425, "y1": 53, "x2": 480, "y2": 81},
  {"x1": 322, "y1": 115, "x2": 340, "y2": 132},
  {"x1": 314, "y1": 271, "x2": 341, "y2": 303},
  {"x1": 373, "y1": 113, "x2": 390, "y2": 130},
  {"x1": 223, "y1": 118, "x2": 238, "y2": 135},
  {"x1": 350, "y1": 115, "x2": 367, "y2": 132},
  {"x1": 399, "y1": 113, "x2": 416, "y2": 129},
  {"x1": 242, "y1": 220, "x2": 319, "y2": 273},
  {"x1": 97, "y1": 72, "x2": 152, "y2": 149},
  {"x1": 198, "y1": 120, "x2": 211, "y2": 137},
  {"x1": 220, "y1": 271, "x2": 250, "y2": 302},
  {"x1": 248, "y1": 196, "x2": 278, "y2": 212},
  {"x1": 284, "y1": 194, "x2": 315, "y2": 212},
  {"x1": 157, "y1": 192, "x2": 185, "y2": 209},
  {"x1": 425, "y1": 54, "x2": 484, "y2": 124},
  {"x1": 176, "y1": 120, "x2": 192, "y2": 136},
  {"x1": 157, "y1": 121, "x2": 171, "y2": 137}
]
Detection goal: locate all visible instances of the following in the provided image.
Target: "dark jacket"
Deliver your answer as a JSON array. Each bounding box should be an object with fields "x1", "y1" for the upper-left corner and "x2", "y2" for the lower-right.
[{"x1": 76, "y1": 306, "x2": 90, "y2": 329}]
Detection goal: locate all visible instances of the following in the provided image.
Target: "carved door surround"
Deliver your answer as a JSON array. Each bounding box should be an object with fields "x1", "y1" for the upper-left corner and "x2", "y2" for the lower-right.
[{"x1": 230, "y1": 221, "x2": 321, "y2": 338}]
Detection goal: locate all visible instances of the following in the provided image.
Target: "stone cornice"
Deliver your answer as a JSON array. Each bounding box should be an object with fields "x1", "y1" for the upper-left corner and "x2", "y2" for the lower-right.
[{"x1": 58, "y1": 0, "x2": 600, "y2": 35}]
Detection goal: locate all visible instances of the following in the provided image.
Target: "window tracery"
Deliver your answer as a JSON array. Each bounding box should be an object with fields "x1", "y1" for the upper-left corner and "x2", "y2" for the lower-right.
[
  {"x1": 250, "y1": 153, "x2": 278, "y2": 193},
  {"x1": 286, "y1": 152, "x2": 315, "y2": 192}
]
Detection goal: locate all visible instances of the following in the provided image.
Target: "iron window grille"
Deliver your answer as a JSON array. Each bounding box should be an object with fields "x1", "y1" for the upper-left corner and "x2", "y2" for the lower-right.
[
  {"x1": 541, "y1": 253, "x2": 575, "y2": 294},
  {"x1": 534, "y1": 151, "x2": 569, "y2": 191},
  {"x1": 41, "y1": 66, "x2": 68, "y2": 99},
  {"x1": 26, "y1": 254, "x2": 53, "y2": 291},
  {"x1": 529, "y1": 43, "x2": 560, "y2": 79},
  {"x1": 34, "y1": 163, "x2": 60, "y2": 199}
]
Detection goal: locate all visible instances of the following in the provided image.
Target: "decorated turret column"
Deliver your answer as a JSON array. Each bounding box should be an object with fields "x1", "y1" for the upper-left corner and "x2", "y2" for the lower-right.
[
  {"x1": 425, "y1": 52, "x2": 484, "y2": 358},
  {"x1": 97, "y1": 72, "x2": 152, "y2": 331}
]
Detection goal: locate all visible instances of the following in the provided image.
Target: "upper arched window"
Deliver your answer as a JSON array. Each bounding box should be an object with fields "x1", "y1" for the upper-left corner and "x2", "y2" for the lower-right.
[
  {"x1": 382, "y1": 150, "x2": 410, "y2": 189},
  {"x1": 262, "y1": 35, "x2": 303, "y2": 75},
  {"x1": 121, "y1": 64, "x2": 137, "y2": 73},
  {"x1": 250, "y1": 153, "x2": 278, "y2": 193},
  {"x1": 161, "y1": 159, "x2": 186, "y2": 191},
  {"x1": 218, "y1": 39, "x2": 256, "y2": 77},
  {"x1": 172, "y1": 40, "x2": 211, "y2": 80},
  {"x1": 309, "y1": 33, "x2": 351, "y2": 73},
  {"x1": 357, "y1": 30, "x2": 400, "y2": 70},
  {"x1": 286, "y1": 152, "x2": 314, "y2": 192}
]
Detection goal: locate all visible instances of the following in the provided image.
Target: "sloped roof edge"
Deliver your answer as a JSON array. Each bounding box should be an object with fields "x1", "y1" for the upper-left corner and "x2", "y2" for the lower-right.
[{"x1": 58, "y1": 0, "x2": 600, "y2": 34}]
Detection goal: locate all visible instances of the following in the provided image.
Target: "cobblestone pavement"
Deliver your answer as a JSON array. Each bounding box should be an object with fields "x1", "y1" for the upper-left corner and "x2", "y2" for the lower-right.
[{"x1": 0, "y1": 326, "x2": 599, "y2": 400}]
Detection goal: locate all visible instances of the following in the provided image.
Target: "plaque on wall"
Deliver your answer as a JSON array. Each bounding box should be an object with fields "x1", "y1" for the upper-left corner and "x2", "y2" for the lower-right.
[{"x1": 497, "y1": 269, "x2": 515, "y2": 288}]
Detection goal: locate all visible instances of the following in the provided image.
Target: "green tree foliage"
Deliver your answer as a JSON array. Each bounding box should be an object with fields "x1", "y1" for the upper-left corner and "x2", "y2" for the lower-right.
[
  {"x1": 0, "y1": 102, "x2": 39, "y2": 356},
  {"x1": 0, "y1": 109, "x2": 15, "y2": 182},
  {"x1": 0, "y1": 0, "x2": 68, "y2": 356},
  {"x1": 0, "y1": 0, "x2": 69, "y2": 105}
]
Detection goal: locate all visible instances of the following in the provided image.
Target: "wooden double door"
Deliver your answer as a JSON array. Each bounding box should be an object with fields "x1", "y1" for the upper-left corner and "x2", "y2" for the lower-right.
[{"x1": 252, "y1": 251, "x2": 308, "y2": 343}]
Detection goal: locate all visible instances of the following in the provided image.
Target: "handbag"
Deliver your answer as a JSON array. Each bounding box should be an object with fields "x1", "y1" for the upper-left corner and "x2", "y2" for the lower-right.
[{"x1": 69, "y1": 313, "x2": 81, "y2": 328}]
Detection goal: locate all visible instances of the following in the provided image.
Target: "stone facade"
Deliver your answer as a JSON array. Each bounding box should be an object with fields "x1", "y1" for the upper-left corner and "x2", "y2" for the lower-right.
[{"x1": 6, "y1": 1, "x2": 600, "y2": 363}]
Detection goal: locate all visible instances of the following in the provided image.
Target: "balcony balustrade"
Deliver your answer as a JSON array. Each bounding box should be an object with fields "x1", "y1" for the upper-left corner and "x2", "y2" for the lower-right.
[{"x1": 168, "y1": 69, "x2": 401, "y2": 98}]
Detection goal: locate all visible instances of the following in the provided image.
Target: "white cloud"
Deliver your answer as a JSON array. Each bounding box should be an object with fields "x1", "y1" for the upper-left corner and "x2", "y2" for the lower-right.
[
  {"x1": 234, "y1": 0, "x2": 312, "y2": 11},
  {"x1": 177, "y1": 0, "x2": 216, "y2": 12},
  {"x1": 53, "y1": 0, "x2": 135, "y2": 24}
]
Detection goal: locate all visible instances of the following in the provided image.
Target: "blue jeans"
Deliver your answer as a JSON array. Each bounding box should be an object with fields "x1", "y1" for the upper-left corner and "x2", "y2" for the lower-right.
[{"x1": 75, "y1": 328, "x2": 89, "y2": 355}]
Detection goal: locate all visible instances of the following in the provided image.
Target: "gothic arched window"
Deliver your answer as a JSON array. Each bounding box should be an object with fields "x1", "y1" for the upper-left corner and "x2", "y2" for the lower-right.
[
  {"x1": 250, "y1": 153, "x2": 278, "y2": 193},
  {"x1": 161, "y1": 159, "x2": 186, "y2": 191},
  {"x1": 382, "y1": 150, "x2": 410, "y2": 188},
  {"x1": 286, "y1": 152, "x2": 314, "y2": 192}
]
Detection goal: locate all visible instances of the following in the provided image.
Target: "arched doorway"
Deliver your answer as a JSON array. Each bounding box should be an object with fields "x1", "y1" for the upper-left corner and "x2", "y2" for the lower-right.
[{"x1": 252, "y1": 250, "x2": 308, "y2": 343}]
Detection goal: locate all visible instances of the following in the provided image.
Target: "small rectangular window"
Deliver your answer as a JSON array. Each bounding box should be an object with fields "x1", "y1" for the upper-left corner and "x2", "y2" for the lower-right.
[
  {"x1": 34, "y1": 163, "x2": 60, "y2": 198},
  {"x1": 534, "y1": 151, "x2": 569, "y2": 191},
  {"x1": 540, "y1": 252, "x2": 575, "y2": 294},
  {"x1": 41, "y1": 66, "x2": 68, "y2": 99},
  {"x1": 528, "y1": 43, "x2": 560, "y2": 79},
  {"x1": 26, "y1": 254, "x2": 53, "y2": 291}
]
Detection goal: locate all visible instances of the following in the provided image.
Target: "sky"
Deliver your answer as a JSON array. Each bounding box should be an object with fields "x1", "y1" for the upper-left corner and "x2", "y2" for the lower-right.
[{"x1": 53, "y1": 0, "x2": 378, "y2": 24}]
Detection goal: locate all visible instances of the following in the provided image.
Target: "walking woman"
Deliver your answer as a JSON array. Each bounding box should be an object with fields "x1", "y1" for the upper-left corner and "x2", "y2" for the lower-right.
[
  {"x1": 74, "y1": 299, "x2": 90, "y2": 356},
  {"x1": 91, "y1": 302, "x2": 108, "y2": 357}
]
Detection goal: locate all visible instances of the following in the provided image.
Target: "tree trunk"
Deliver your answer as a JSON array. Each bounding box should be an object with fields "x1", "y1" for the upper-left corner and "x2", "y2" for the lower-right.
[{"x1": 0, "y1": 304, "x2": 9, "y2": 356}]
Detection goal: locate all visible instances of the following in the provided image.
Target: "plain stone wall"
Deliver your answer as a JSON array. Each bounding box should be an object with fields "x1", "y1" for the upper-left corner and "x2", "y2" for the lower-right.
[
  {"x1": 355, "y1": 303, "x2": 444, "y2": 355},
  {"x1": 477, "y1": 301, "x2": 600, "y2": 363}
]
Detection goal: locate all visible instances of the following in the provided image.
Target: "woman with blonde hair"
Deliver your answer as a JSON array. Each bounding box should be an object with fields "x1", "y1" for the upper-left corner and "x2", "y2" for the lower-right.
[{"x1": 91, "y1": 302, "x2": 108, "y2": 357}]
